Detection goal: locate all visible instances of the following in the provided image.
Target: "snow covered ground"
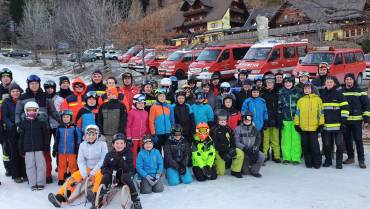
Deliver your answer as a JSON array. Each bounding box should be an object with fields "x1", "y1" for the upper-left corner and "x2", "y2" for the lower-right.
[{"x1": 0, "y1": 61, "x2": 370, "y2": 209}]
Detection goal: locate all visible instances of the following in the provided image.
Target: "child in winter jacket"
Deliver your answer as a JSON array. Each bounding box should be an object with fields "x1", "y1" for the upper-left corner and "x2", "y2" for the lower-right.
[
  {"x1": 136, "y1": 135, "x2": 164, "y2": 194},
  {"x1": 191, "y1": 90, "x2": 214, "y2": 126},
  {"x1": 149, "y1": 88, "x2": 174, "y2": 151},
  {"x1": 99, "y1": 133, "x2": 142, "y2": 209},
  {"x1": 211, "y1": 110, "x2": 244, "y2": 178},
  {"x1": 164, "y1": 124, "x2": 192, "y2": 186},
  {"x1": 294, "y1": 82, "x2": 324, "y2": 169},
  {"x1": 241, "y1": 86, "x2": 268, "y2": 132},
  {"x1": 219, "y1": 94, "x2": 241, "y2": 130},
  {"x1": 234, "y1": 112, "x2": 264, "y2": 177},
  {"x1": 48, "y1": 125, "x2": 108, "y2": 208},
  {"x1": 53, "y1": 110, "x2": 82, "y2": 185},
  {"x1": 75, "y1": 91, "x2": 99, "y2": 133},
  {"x1": 278, "y1": 75, "x2": 303, "y2": 164},
  {"x1": 192, "y1": 122, "x2": 217, "y2": 181},
  {"x1": 127, "y1": 94, "x2": 149, "y2": 167},
  {"x1": 19, "y1": 101, "x2": 49, "y2": 190}
]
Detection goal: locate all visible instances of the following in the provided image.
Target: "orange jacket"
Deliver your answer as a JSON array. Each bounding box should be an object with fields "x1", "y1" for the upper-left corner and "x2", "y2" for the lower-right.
[{"x1": 61, "y1": 77, "x2": 86, "y2": 122}]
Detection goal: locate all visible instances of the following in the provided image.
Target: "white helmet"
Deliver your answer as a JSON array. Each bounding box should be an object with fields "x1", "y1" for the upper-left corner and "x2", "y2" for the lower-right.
[
  {"x1": 24, "y1": 101, "x2": 39, "y2": 113},
  {"x1": 160, "y1": 77, "x2": 172, "y2": 87},
  {"x1": 220, "y1": 82, "x2": 231, "y2": 93},
  {"x1": 85, "y1": 124, "x2": 100, "y2": 135}
]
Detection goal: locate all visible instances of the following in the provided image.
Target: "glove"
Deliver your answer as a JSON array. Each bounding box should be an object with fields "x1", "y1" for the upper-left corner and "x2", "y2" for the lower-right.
[
  {"x1": 340, "y1": 124, "x2": 346, "y2": 133},
  {"x1": 126, "y1": 138, "x2": 133, "y2": 148},
  {"x1": 228, "y1": 148, "x2": 237, "y2": 159},
  {"x1": 294, "y1": 125, "x2": 302, "y2": 133},
  {"x1": 52, "y1": 150, "x2": 57, "y2": 158},
  {"x1": 17, "y1": 126, "x2": 24, "y2": 134},
  {"x1": 247, "y1": 146, "x2": 259, "y2": 164},
  {"x1": 178, "y1": 166, "x2": 186, "y2": 176},
  {"x1": 317, "y1": 125, "x2": 323, "y2": 133},
  {"x1": 145, "y1": 175, "x2": 156, "y2": 186},
  {"x1": 202, "y1": 166, "x2": 212, "y2": 179}
]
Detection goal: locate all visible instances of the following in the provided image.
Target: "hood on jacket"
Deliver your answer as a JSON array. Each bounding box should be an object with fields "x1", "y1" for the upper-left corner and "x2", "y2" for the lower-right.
[{"x1": 72, "y1": 77, "x2": 87, "y2": 96}]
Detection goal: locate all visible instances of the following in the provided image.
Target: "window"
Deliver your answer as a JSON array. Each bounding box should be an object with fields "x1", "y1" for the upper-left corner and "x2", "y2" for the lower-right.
[
  {"x1": 345, "y1": 52, "x2": 356, "y2": 64},
  {"x1": 297, "y1": 46, "x2": 307, "y2": 57},
  {"x1": 355, "y1": 52, "x2": 364, "y2": 62},
  {"x1": 351, "y1": 30, "x2": 355, "y2": 37},
  {"x1": 220, "y1": 49, "x2": 230, "y2": 61},
  {"x1": 211, "y1": 23, "x2": 217, "y2": 28},
  {"x1": 345, "y1": 30, "x2": 350, "y2": 38},
  {"x1": 232, "y1": 47, "x2": 250, "y2": 60},
  {"x1": 270, "y1": 49, "x2": 280, "y2": 61},
  {"x1": 334, "y1": 53, "x2": 343, "y2": 65},
  {"x1": 183, "y1": 53, "x2": 193, "y2": 62},
  {"x1": 283, "y1": 46, "x2": 296, "y2": 58}
]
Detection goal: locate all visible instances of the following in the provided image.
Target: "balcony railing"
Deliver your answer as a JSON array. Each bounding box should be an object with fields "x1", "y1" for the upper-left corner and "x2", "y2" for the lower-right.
[
  {"x1": 230, "y1": 7, "x2": 245, "y2": 14},
  {"x1": 183, "y1": 7, "x2": 209, "y2": 16},
  {"x1": 183, "y1": 19, "x2": 206, "y2": 27}
]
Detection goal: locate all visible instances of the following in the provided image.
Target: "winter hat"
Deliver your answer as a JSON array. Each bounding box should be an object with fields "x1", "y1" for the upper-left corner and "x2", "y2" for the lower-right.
[
  {"x1": 106, "y1": 87, "x2": 119, "y2": 98},
  {"x1": 92, "y1": 69, "x2": 102, "y2": 76},
  {"x1": 112, "y1": 133, "x2": 126, "y2": 144},
  {"x1": 242, "y1": 79, "x2": 253, "y2": 86},
  {"x1": 59, "y1": 76, "x2": 70, "y2": 85},
  {"x1": 142, "y1": 135, "x2": 154, "y2": 145},
  {"x1": 344, "y1": 73, "x2": 355, "y2": 81},
  {"x1": 8, "y1": 82, "x2": 23, "y2": 93}
]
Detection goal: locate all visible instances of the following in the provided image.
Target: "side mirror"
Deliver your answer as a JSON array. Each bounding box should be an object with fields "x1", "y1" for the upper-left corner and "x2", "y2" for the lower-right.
[{"x1": 299, "y1": 59, "x2": 302, "y2": 64}]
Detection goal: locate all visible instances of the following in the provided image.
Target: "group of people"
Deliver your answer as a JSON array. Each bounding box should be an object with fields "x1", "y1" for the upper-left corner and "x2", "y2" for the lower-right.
[{"x1": 0, "y1": 61, "x2": 368, "y2": 209}]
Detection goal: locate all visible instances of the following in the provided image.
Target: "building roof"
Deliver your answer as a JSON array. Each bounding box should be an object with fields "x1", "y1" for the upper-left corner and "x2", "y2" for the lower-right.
[{"x1": 242, "y1": 6, "x2": 280, "y2": 30}]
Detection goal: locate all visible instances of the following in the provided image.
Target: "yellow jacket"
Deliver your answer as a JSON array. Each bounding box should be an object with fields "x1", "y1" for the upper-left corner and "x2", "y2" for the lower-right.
[{"x1": 294, "y1": 94, "x2": 324, "y2": 131}]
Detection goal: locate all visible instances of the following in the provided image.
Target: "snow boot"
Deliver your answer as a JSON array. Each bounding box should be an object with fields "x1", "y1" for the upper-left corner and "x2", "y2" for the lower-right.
[
  {"x1": 343, "y1": 158, "x2": 354, "y2": 164},
  {"x1": 251, "y1": 173, "x2": 262, "y2": 178},
  {"x1": 359, "y1": 161, "x2": 367, "y2": 169},
  {"x1": 336, "y1": 164, "x2": 343, "y2": 169},
  {"x1": 274, "y1": 159, "x2": 281, "y2": 163},
  {"x1": 231, "y1": 171, "x2": 243, "y2": 178},
  {"x1": 58, "y1": 180, "x2": 65, "y2": 186},
  {"x1": 46, "y1": 177, "x2": 53, "y2": 184},
  {"x1": 14, "y1": 177, "x2": 23, "y2": 183},
  {"x1": 31, "y1": 185, "x2": 38, "y2": 191},
  {"x1": 133, "y1": 199, "x2": 143, "y2": 209},
  {"x1": 37, "y1": 185, "x2": 45, "y2": 190},
  {"x1": 86, "y1": 190, "x2": 96, "y2": 203},
  {"x1": 323, "y1": 161, "x2": 332, "y2": 167},
  {"x1": 48, "y1": 193, "x2": 65, "y2": 208}
]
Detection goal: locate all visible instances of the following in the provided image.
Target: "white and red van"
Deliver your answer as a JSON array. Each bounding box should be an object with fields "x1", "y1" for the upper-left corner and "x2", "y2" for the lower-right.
[{"x1": 158, "y1": 50, "x2": 201, "y2": 79}]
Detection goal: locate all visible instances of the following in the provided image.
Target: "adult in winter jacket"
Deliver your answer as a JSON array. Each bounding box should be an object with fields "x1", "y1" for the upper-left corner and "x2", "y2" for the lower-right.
[
  {"x1": 294, "y1": 82, "x2": 324, "y2": 168},
  {"x1": 241, "y1": 86, "x2": 268, "y2": 132},
  {"x1": 57, "y1": 76, "x2": 73, "y2": 99},
  {"x1": 86, "y1": 70, "x2": 106, "y2": 97},
  {"x1": 234, "y1": 112, "x2": 264, "y2": 177},
  {"x1": 149, "y1": 89, "x2": 174, "y2": 150},
  {"x1": 127, "y1": 94, "x2": 149, "y2": 167},
  {"x1": 99, "y1": 133, "x2": 142, "y2": 209},
  {"x1": 260, "y1": 76, "x2": 281, "y2": 162},
  {"x1": 312, "y1": 62, "x2": 339, "y2": 95},
  {"x1": 219, "y1": 95, "x2": 241, "y2": 130},
  {"x1": 19, "y1": 101, "x2": 49, "y2": 190},
  {"x1": 75, "y1": 91, "x2": 99, "y2": 133},
  {"x1": 53, "y1": 110, "x2": 82, "y2": 185},
  {"x1": 278, "y1": 75, "x2": 302, "y2": 164},
  {"x1": 172, "y1": 90, "x2": 195, "y2": 142},
  {"x1": 191, "y1": 90, "x2": 214, "y2": 126},
  {"x1": 320, "y1": 76, "x2": 349, "y2": 169},
  {"x1": 164, "y1": 125, "x2": 192, "y2": 186},
  {"x1": 192, "y1": 123, "x2": 217, "y2": 181},
  {"x1": 100, "y1": 76, "x2": 130, "y2": 111},
  {"x1": 136, "y1": 136, "x2": 164, "y2": 194},
  {"x1": 211, "y1": 111, "x2": 244, "y2": 178},
  {"x1": 97, "y1": 87, "x2": 127, "y2": 151},
  {"x1": 121, "y1": 72, "x2": 139, "y2": 108},
  {"x1": 341, "y1": 73, "x2": 369, "y2": 168},
  {"x1": 60, "y1": 77, "x2": 87, "y2": 122},
  {"x1": 48, "y1": 125, "x2": 107, "y2": 208},
  {"x1": 2, "y1": 82, "x2": 26, "y2": 183}
]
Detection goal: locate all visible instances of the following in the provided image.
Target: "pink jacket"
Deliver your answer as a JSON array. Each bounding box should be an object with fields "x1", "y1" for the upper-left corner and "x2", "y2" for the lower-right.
[{"x1": 126, "y1": 108, "x2": 149, "y2": 140}]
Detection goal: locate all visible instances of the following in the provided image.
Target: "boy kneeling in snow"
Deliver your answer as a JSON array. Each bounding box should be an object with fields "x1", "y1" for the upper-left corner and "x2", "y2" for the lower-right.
[
  {"x1": 164, "y1": 124, "x2": 192, "y2": 186},
  {"x1": 136, "y1": 135, "x2": 164, "y2": 194},
  {"x1": 99, "y1": 133, "x2": 142, "y2": 209},
  {"x1": 234, "y1": 112, "x2": 264, "y2": 177}
]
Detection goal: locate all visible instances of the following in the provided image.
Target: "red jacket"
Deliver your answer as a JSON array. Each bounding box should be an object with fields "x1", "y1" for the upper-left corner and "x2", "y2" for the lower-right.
[
  {"x1": 126, "y1": 107, "x2": 149, "y2": 140},
  {"x1": 120, "y1": 85, "x2": 139, "y2": 108},
  {"x1": 61, "y1": 77, "x2": 86, "y2": 122}
]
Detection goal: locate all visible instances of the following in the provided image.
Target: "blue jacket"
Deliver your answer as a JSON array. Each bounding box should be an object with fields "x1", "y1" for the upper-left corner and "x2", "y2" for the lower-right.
[
  {"x1": 191, "y1": 103, "x2": 214, "y2": 125},
  {"x1": 136, "y1": 148, "x2": 164, "y2": 178},
  {"x1": 149, "y1": 101, "x2": 174, "y2": 135},
  {"x1": 53, "y1": 125, "x2": 82, "y2": 154},
  {"x1": 241, "y1": 97, "x2": 268, "y2": 131},
  {"x1": 76, "y1": 106, "x2": 97, "y2": 133}
]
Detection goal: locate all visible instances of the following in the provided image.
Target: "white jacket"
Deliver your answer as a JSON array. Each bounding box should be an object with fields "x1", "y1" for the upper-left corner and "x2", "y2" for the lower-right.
[{"x1": 77, "y1": 136, "x2": 108, "y2": 178}]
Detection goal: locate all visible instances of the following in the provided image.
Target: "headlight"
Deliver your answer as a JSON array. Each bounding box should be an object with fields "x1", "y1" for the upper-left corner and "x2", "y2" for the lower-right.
[{"x1": 202, "y1": 67, "x2": 210, "y2": 72}]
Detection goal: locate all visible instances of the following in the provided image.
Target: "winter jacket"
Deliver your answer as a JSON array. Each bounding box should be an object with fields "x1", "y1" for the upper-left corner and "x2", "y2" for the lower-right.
[
  {"x1": 48, "y1": 94, "x2": 63, "y2": 129},
  {"x1": 241, "y1": 97, "x2": 268, "y2": 131},
  {"x1": 57, "y1": 88, "x2": 73, "y2": 99},
  {"x1": 136, "y1": 148, "x2": 164, "y2": 178},
  {"x1": 320, "y1": 87, "x2": 349, "y2": 131},
  {"x1": 234, "y1": 123, "x2": 261, "y2": 150},
  {"x1": 75, "y1": 105, "x2": 98, "y2": 132},
  {"x1": 86, "y1": 81, "x2": 106, "y2": 97},
  {"x1": 101, "y1": 148, "x2": 134, "y2": 175},
  {"x1": 53, "y1": 125, "x2": 82, "y2": 154},
  {"x1": 220, "y1": 106, "x2": 241, "y2": 130},
  {"x1": 0, "y1": 84, "x2": 9, "y2": 107},
  {"x1": 97, "y1": 99, "x2": 127, "y2": 135},
  {"x1": 172, "y1": 103, "x2": 194, "y2": 137},
  {"x1": 126, "y1": 108, "x2": 149, "y2": 139},
  {"x1": 312, "y1": 75, "x2": 340, "y2": 95},
  {"x1": 341, "y1": 86, "x2": 370, "y2": 123},
  {"x1": 216, "y1": 93, "x2": 236, "y2": 110},
  {"x1": 15, "y1": 88, "x2": 59, "y2": 125},
  {"x1": 149, "y1": 101, "x2": 174, "y2": 135},
  {"x1": 18, "y1": 115, "x2": 49, "y2": 153},
  {"x1": 144, "y1": 93, "x2": 156, "y2": 113},
  {"x1": 121, "y1": 85, "x2": 139, "y2": 108},
  {"x1": 205, "y1": 92, "x2": 217, "y2": 110},
  {"x1": 236, "y1": 90, "x2": 251, "y2": 111},
  {"x1": 278, "y1": 87, "x2": 302, "y2": 121},
  {"x1": 100, "y1": 90, "x2": 130, "y2": 112},
  {"x1": 61, "y1": 78, "x2": 87, "y2": 122},
  {"x1": 163, "y1": 136, "x2": 190, "y2": 170},
  {"x1": 191, "y1": 103, "x2": 214, "y2": 126},
  {"x1": 261, "y1": 88, "x2": 279, "y2": 127},
  {"x1": 77, "y1": 137, "x2": 108, "y2": 178},
  {"x1": 192, "y1": 135, "x2": 216, "y2": 168},
  {"x1": 294, "y1": 94, "x2": 324, "y2": 131},
  {"x1": 2, "y1": 97, "x2": 16, "y2": 130},
  {"x1": 210, "y1": 125, "x2": 235, "y2": 157}
]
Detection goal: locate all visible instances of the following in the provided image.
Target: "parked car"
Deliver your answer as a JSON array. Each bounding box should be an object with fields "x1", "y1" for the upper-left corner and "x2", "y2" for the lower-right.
[
  {"x1": 106, "y1": 50, "x2": 123, "y2": 60},
  {"x1": 159, "y1": 50, "x2": 201, "y2": 79},
  {"x1": 188, "y1": 43, "x2": 252, "y2": 79},
  {"x1": 2, "y1": 49, "x2": 31, "y2": 57},
  {"x1": 135, "y1": 49, "x2": 178, "y2": 75},
  {"x1": 293, "y1": 47, "x2": 366, "y2": 85},
  {"x1": 235, "y1": 40, "x2": 308, "y2": 79},
  {"x1": 68, "y1": 51, "x2": 97, "y2": 62},
  {"x1": 127, "y1": 49, "x2": 154, "y2": 69},
  {"x1": 365, "y1": 53, "x2": 370, "y2": 80},
  {"x1": 119, "y1": 45, "x2": 144, "y2": 67}
]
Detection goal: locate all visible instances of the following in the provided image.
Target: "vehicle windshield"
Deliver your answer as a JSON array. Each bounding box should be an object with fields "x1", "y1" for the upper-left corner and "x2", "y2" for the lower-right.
[
  {"x1": 145, "y1": 52, "x2": 155, "y2": 60},
  {"x1": 365, "y1": 54, "x2": 370, "y2": 62},
  {"x1": 197, "y1": 49, "x2": 221, "y2": 61},
  {"x1": 301, "y1": 52, "x2": 335, "y2": 65},
  {"x1": 243, "y1": 47, "x2": 272, "y2": 61},
  {"x1": 167, "y1": 52, "x2": 184, "y2": 61},
  {"x1": 126, "y1": 47, "x2": 139, "y2": 55}
]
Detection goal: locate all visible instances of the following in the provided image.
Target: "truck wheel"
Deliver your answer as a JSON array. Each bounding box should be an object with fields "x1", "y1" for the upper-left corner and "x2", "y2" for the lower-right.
[
  {"x1": 148, "y1": 67, "x2": 158, "y2": 75},
  {"x1": 357, "y1": 73, "x2": 363, "y2": 86},
  {"x1": 175, "y1": 70, "x2": 185, "y2": 80}
]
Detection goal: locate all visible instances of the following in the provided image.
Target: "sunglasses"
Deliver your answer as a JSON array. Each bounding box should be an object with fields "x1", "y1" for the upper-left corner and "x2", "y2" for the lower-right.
[
  {"x1": 26, "y1": 108, "x2": 38, "y2": 112},
  {"x1": 74, "y1": 84, "x2": 84, "y2": 88},
  {"x1": 86, "y1": 131, "x2": 97, "y2": 136},
  {"x1": 198, "y1": 128, "x2": 208, "y2": 134}
]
